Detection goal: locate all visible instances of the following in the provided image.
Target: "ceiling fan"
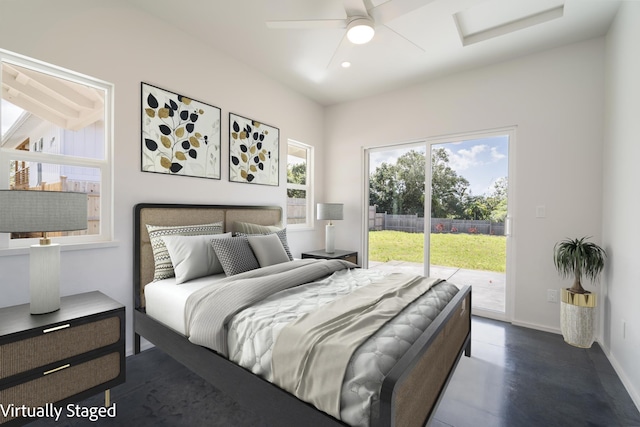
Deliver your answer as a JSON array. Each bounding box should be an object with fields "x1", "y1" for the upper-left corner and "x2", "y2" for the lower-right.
[{"x1": 266, "y1": 0, "x2": 434, "y2": 65}]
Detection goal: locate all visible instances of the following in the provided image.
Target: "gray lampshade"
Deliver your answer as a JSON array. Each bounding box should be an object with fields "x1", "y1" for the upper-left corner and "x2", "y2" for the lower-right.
[
  {"x1": 317, "y1": 203, "x2": 343, "y2": 221},
  {"x1": 0, "y1": 190, "x2": 88, "y2": 233}
]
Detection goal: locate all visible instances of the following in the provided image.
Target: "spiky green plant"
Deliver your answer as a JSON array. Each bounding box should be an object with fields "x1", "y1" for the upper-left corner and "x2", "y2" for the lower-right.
[{"x1": 553, "y1": 236, "x2": 606, "y2": 294}]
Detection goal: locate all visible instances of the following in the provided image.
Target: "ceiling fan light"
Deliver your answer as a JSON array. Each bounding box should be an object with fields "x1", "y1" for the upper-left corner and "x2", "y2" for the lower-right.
[{"x1": 347, "y1": 18, "x2": 375, "y2": 44}]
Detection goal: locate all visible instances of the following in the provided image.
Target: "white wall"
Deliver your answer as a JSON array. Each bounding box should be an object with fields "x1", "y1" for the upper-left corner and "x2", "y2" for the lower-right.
[
  {"x1": 602, "y1": 1, "x2": 640, "y2": 408},
  {"x1": 2, "y1": 2, "x2": 636, "y2": 408},
  {"x1": 325, "y1": 38, "x2": 605, "y2": 331},
  {"x1": 0, "y1": 0, "x2": 325, "y2": 354}
]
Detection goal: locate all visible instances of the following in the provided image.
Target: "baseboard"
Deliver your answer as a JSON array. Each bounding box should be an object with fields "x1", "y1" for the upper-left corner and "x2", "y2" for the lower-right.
[
  {"x1": 597, "y1": 342, "x2": 640, "y2": 413},
  {"x1": 513, "y1": 320, "x2": 640, "y2": 413},
  {"x1": 510, "y1": 319, "x2": 561, "y2": 335}
]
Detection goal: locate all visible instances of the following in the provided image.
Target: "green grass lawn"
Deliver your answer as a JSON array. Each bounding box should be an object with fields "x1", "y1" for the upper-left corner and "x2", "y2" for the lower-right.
[{"x1": 369, "y1": 230, "x2": 506, "y2": 272}]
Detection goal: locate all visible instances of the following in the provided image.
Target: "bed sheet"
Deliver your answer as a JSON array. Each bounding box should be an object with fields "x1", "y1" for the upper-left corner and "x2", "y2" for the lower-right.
[{"x1": 145, "y1": 274, "x2": 226, "y2": 334}]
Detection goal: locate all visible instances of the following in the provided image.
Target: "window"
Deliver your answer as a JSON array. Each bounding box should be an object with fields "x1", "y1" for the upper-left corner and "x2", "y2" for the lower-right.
[
  {"x1": 286, "y1": 140, "x2": 313, "y2": 228},
  {"x1": 0, "y1": 49, "x2": 113, "y2": 248}
]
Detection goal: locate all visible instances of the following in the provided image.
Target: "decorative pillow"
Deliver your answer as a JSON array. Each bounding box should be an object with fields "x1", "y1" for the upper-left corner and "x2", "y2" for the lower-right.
[
  {"x1": 232, "y1": 221, "x2": 282, "y2": 235},
  {"x1": 163, "y1": 233, "x2": 232, "y2": 284},
  {"x1": 211, "y1": 236, "x2": 260, "y2": 276},
  {"x1": 247, "y1": 233, "x2": 290, "y2": 267},
  {"x1": 146, "y1": 222, "x2": 223, "y2": 281},
  {"x1": 236, "y1": 228, "x2": 293, "y2": 261}
]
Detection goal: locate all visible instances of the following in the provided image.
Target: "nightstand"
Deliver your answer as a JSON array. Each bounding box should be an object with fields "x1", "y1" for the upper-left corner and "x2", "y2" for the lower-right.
[
  {"x1": 0, "y1": 291, "x2": 125, "y2": 426},
  {"x1": 301, "y1": 249, "x2": 358, "y2": 265}
]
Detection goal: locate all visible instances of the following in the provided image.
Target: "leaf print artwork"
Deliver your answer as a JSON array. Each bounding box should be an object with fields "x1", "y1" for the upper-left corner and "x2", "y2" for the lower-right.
[
  {"x1": 229, "y1": 113, "x2": 279, "y2": 186},
  {"x1": 141, "y1": 83, "x2": 220, "y2": 179}
]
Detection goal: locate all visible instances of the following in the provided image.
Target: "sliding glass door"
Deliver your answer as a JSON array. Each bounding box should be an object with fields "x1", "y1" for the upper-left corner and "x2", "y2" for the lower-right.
[
  {"x1": 366, "y1": 143, "x2": 428, "y2": 276},
  {"x1": 364, "y1": 129, "x2": 514, "y2": 320}
]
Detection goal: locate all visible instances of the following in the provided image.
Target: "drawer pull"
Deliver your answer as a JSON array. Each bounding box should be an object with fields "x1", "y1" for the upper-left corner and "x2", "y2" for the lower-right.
[
  {"x1": 44, "y1": 364, "x2": 70, "y2": 375},
  {"x1": 43, "y1": 324, "x2": 71, "y2": 333}
]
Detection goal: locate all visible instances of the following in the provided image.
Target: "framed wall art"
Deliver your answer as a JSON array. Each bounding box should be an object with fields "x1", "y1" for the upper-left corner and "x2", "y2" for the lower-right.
[
  {"x1": 229, "y1": 113, "x2": 279, "y2": 186},
  {"x1": 141, "y1": 82, "x2": 221, "y2": 179}
]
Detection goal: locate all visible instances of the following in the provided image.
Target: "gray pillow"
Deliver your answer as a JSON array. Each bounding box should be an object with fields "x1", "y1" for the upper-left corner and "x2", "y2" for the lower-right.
[
  {"x1": 236, "y1": 228, "x2": 293, "y2": 261},
  {"x1": 163, "y1": 233, "x2": 231, "y2": 284},
  {"x1": 211, "y1": 236, "x2": 260, "y2": 276},
  {"x1": 146, "y1": 222, "x2": 223, "y2": 281},
  {"x1": 248, "y1": 233, "x2": 290, "y2": 267}
]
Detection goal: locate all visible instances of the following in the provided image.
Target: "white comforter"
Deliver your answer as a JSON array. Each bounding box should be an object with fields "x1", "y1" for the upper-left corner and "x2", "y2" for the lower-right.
[{"x1": 227, "y1": 267, "x2": 459, "y2": 426}]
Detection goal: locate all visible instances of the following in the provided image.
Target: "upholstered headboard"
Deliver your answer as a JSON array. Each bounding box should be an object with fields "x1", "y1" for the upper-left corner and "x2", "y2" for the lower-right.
[{"x1": 134, "y1": 203, "x2": 283, "y2": 309}]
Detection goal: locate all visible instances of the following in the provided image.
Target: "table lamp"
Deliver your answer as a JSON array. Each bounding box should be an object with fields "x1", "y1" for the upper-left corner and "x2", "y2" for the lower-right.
[
  {"x1": 0, "y1": 190, "x2": 88, "y2": 314},
  {"x1": 317, "y1": 203, "x2": 343, "y2": 254}
]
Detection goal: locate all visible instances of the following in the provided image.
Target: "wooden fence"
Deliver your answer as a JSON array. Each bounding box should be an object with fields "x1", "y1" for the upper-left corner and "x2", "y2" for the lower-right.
[
  {"x1": 287, "y1": 197, "x2": 307, "y2": 225},
  {"x1": 369, "y1": 206, "x2": 504, "y2": 235}
]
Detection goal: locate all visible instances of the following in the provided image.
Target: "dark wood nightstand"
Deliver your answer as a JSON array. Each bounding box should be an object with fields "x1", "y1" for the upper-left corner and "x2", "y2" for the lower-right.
[
  {"x1": 301, "y1": 249, "x2": 358, "y2": 265},
  {"x1": 0, "y1": 291, "x2": 125, "y2": 426}
]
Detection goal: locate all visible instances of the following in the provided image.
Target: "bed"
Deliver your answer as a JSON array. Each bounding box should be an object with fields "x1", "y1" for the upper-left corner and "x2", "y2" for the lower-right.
[{"x1": 133, "y1": 203, "x2": 471, "y2": 427}]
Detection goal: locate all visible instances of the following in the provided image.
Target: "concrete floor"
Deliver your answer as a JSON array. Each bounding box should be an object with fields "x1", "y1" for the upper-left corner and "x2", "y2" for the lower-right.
[
  {"x1": 369, "y1": 261, "x2": 505, "y2": 313},
  {"x1": 29, "y1": 317, "x2": 640, "y2": 427}
]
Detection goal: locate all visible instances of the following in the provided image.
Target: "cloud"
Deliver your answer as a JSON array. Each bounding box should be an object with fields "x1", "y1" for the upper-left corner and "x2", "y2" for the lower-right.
[
  {"x1": 446, "y1": 144, "x2": 488, "y2": 171},
  {"x1": 368, "y1": 146, "x2": 424, "y2": 170},
  {"x1": 490, "y1": 146, "x2": 506, "y2": 162}
]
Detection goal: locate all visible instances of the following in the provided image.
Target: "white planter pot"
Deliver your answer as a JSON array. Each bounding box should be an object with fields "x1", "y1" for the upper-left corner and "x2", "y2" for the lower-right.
[{"x1": 560, "y1": 289, "x2": 596, "y2": 348}]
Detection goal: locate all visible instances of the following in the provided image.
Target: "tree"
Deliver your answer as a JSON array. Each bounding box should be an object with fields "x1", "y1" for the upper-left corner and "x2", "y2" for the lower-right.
[
  {"x1": 287, "y1": 162, "x2": 306, "y2": 198},
  {"x1": 430, "y1": 148, "x2": 470, "y2": 218},
  {"x1": 369, "y1": 148, "x2": 509, "y2": 222},
  {"x1": 486, "y1": 177, "x2": 508, "y2": 222},
  {"x1": 369, "y1": 151, "x2": 426, "y2": 216},
  {"x1": 370, "y1": 148, "x2": 471, "y2": 218},
  {"x1": 369, "y1": 161, "x2": 405, "y2": 215},
  {"x1": 395, "y1": 150, "x2": 426, "y2": 216},
  {"x1": 464, "y1": 196, "x2": 490, "y2": 220}
]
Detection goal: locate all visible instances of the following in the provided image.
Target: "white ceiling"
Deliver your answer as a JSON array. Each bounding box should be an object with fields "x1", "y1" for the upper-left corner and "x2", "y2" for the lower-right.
[{"x1": 126, "y1": 0, "x2": 622, "y2": 106}]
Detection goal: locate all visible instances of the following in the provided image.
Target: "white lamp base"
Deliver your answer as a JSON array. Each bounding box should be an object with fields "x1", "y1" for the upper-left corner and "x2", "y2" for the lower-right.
[
  {"x1": 325, "y1": 224, "x2": 335, "y2": 253},
  {"x1": 30, "y1": 243, "x2": 60, "y2": 314}
]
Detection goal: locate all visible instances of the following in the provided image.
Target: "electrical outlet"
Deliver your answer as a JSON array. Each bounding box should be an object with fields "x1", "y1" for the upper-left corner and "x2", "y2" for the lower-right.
[{"x1": 547, "y1": 289, "x2": 558, "y2": 303}]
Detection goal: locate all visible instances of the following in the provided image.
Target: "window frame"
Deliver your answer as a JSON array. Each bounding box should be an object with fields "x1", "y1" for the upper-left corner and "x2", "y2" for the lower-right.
[
  {"x1": 286, "y1": 139, "x2": 314, "y2": 230},
  {"x1": 0, "y1": 49, "x2": 114, "y2": 250}
]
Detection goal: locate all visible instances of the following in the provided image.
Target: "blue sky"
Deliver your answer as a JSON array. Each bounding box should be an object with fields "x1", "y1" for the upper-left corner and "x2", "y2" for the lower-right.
[
  {"x1": 369, "y1": 135, "x2": 509, "y2": 196},
  {"x1": 1, "y1": 99, "x2": 24, "y2": 137}
]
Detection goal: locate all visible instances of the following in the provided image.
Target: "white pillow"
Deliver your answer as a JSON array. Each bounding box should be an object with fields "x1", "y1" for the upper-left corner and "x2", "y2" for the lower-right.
[
  {"x1": 248, "y1": 233, "x2": 290, "y2": 267},
  {"x1": 163, "y1": 233, "x2": 231, "y2": 284}
]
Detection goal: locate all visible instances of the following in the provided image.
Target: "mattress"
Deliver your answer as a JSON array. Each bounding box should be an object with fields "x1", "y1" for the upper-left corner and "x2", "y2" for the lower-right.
[{"x1": 145, "y1": 274, "x2": 225, "y2": 334}]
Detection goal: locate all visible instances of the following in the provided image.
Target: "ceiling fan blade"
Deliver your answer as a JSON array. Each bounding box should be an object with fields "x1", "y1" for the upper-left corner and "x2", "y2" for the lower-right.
[
  {"x1": 370, "y1": 0, "x2": 437, "y2": 25},
  {"x1": 326, "y1": 32, "x2": 353, "y2": 69},
  {"x1": 381, "y1": 24, "x2": 426, "y2": 52},
  {"x1": 266, "y1": 19, "x2": 347, "y2": 30}
]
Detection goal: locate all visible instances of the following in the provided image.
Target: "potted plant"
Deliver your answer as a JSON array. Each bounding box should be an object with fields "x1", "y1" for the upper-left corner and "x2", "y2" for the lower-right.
[{"x1": 553, "y1": 236, "x2": 606, "y2": 348}]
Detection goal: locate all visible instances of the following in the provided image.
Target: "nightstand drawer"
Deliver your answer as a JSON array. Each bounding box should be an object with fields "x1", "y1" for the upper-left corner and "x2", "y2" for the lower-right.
[
  {"x1": 343, "y1": 254, "x2": 357, "y2": 264},
  {"x1": 301, "y1": 249, "x2": 358, "y2": 265},
  {"x1": 0, "y1": 352, "x2": 120, "y2": 424},
  {"x1": 0, "y1": 316, "x2": 121, "y2": 379}
]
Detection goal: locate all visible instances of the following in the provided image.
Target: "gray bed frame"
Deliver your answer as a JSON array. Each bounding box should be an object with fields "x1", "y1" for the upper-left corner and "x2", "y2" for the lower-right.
[{"x1": 133, "y1": 203, "x2": 471, "y2": 427}]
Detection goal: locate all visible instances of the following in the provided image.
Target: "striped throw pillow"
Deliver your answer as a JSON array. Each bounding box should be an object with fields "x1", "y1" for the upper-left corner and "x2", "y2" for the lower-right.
[{"x1": 146, "y1": 222, "x2": 223, "y2": 281}]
